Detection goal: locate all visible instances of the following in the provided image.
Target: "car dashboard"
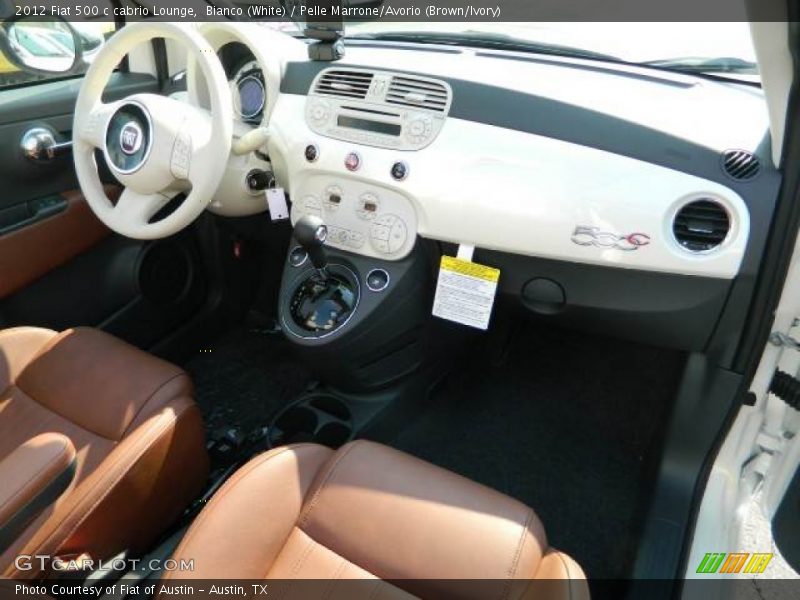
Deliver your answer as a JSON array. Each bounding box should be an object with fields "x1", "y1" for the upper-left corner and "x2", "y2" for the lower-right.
[{"x1": 189, "y1": 22, "x2": 781, "y2": 358}]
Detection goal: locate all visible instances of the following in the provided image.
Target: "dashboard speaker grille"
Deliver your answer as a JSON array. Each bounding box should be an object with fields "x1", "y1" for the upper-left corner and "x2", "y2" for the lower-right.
[
  {"x1": 386, "y1": 76, "x2": 449, "y2": 112},
  {"x1": 673, "y1": 199, "x2": 730, "y2": 252},
  {"x1": 722, "y1": 149, "x2": 760, "y2": 181},
  {"x1": 314, "y1": 70, "x2": 374, "y2": 99}
]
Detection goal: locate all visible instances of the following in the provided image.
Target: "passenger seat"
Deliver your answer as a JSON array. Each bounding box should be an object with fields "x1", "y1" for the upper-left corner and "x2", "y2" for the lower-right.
[{"x1": 162, "y1": 440, "x2": 589, "y2": 599}]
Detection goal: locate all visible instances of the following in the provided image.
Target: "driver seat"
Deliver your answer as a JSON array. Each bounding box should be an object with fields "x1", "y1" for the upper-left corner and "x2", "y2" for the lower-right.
[{"x1": 0, "y1": 327, "x2": 208, "y2": 579}]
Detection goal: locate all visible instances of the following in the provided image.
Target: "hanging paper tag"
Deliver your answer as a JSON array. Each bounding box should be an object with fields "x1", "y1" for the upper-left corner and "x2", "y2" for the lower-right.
[
  {"x1": 432, "y1": 255, "x2": 500, "y2": 330},
  {"x1": 266, "y1": 188, "x2": 289, "y2": 221}
]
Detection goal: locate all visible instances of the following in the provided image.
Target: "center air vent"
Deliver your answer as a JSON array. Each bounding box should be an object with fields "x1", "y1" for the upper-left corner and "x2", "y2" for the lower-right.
[
  {"x1": 314, "y1": 70, "x2": 374, "y2": 100},
  {"x1": 673, "y1": 199, "x2": 731, "y2": 252},
  {"x1": 386, "y1": 76, "x2": 450, "y2": 112},
  {"x1": 722, "y1": 149, "x2": 760, "y2": 181}
]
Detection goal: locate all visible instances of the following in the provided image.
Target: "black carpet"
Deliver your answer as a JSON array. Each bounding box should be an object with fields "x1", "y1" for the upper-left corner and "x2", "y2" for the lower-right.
[
  {"x1": 184, "y1": 328, "x2": 313, "y2": 437},
  {"x1": 389, "y1": 322, "x2": 684, "y2": 580}
]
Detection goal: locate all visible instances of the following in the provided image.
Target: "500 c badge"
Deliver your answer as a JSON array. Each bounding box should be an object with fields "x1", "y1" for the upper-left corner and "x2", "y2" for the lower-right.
[{"x1": 571, "y1": 226, "x2": 651, "y2": 252}]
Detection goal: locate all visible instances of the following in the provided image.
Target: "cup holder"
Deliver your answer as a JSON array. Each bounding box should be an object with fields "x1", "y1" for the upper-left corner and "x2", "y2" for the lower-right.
[
  {"x1": 273, "y1": 407, "x2": 318, "y2": 443},
  {"x1": 314, "y1": 422, "x2": 352, "y2": 448},
  {"x1": 269, "y1": 393, "x2": 353, "y2": 449}
]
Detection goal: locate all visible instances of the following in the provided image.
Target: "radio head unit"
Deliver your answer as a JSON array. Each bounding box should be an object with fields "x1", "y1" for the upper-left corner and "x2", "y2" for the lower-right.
[{"x1": 305, "y1": 68, "x2": 452, "y2": 150}]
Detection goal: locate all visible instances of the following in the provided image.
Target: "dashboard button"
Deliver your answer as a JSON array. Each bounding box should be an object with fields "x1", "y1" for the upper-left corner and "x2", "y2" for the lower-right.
[
  {"x1": 366, "y1": 269, "x2": 390, "y2": 292},
  {"x1": 357, "y1": 193, "x2": 380, "y2": 220},
  {"x1": 289, "y1": 246, "x2": 308, "y2": 268},
  {"x1": 371, "y1": 238, "x2": 390, "y2": 253},
  {"x1": 170, "y1": 130, "x2": 192, "y2": 180},
  {"x1": 370, "y1": 224, "x2": 391, "y2": 241},
  {"x1": 391, "y1": 161, "x2": 409, "y2": 181},
  {"x1": 329, "y1": 226, "x2": 350, "y2": 245},
  {"x1": 348, "y1": 232, "x2": 366, "y2": 248},
  {"x1": 388, "y1": 220, "x2": 408, "y2": 253},
  {"x1": 324, "y1": 185, "x2": 342, "y2": 212},
  {"x1": 302, "y1": 194, "x2": 322, "y2": 217},
  {"x1": 304, "y1": 144, "x2": 319, "y2": 162},
  {"x1": 345, "y1": 152, "x2": 361, "y2": 172}
]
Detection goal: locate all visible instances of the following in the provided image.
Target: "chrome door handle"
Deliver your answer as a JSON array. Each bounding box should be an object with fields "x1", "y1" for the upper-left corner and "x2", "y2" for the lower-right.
[{"x1": 21, "y1": 127, "x2": 73, "y2": 162}]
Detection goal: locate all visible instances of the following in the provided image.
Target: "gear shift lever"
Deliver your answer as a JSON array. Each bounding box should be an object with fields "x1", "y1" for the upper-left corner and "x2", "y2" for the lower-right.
[{"x1": 294, "y1": 215, "x2": 329, "y2": 275}]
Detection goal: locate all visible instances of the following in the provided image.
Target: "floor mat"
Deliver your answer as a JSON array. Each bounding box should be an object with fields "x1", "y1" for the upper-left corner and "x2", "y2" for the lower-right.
[
  {"x1": 389, "y1": 322, "x2": 684, "y2": 580},
  {"x1": 184, "y1": 328, "x2": 313, "y2": 438}
]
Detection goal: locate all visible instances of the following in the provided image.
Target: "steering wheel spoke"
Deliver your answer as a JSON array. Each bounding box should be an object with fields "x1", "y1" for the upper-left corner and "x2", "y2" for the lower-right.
[
  {"x1": 114, "y1": 188, "x2": 171, "y2": 228},
  {"x1": 76, "y1": 101, "x2": 118, "y2": 149},
  {"x1": 175, "y1": 107, "x2": 216, "y2": 187}
]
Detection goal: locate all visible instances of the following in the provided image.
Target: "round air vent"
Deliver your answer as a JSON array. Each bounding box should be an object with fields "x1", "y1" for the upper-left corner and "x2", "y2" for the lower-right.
[
  {"x1": 673, "y1": 199, "x2": 731, "y2": 252},
  {"x1": 722, "y1": 149, "x2": 760, "y2": 181}
]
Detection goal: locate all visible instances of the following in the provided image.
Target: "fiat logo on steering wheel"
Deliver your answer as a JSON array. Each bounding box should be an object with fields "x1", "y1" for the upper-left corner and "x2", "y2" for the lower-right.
[{"x1": 119, "y1": 122, "x2": 143, "y2": 155}]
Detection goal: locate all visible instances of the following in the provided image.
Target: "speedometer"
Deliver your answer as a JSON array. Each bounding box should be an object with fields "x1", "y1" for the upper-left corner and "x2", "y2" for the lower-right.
[
  {"x1": 238, "y1": 75, "x2": 265, "y2": 119},
  {"x1": 233, "y1": 60, "x2": 265, "y2": 122}
]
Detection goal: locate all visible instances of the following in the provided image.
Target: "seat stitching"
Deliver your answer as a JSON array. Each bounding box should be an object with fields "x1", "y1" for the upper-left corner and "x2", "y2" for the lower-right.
[
  {"x1": 15, "y1": 328, "x2": 64, "y2": 365},
  {"x1": 553, "y1": 551, "x2": 577, "y2": 600},
  {"x1": 501, "y1": 508, "x2": 535, "y2": 600},
  {"x1": 1, "y1": 386, "x2": 118, "y2": 443},
  {"x1": 298, "y1": 441, "x2": 361, "y2": 528},
  {"x1": 120, "y1": 372, "x2": 187, "y2": 438},
  {"x1": 7, "y1": 384, "x2": 120, "y2": 441},
  {"x1": 272, "y1": 530, "x2": 317, "y2": 600},
  {"x1": 162, "y1": 444, "x2": 324, "y2": 583},
  {"x1": 9, "y1": 406, "x2": 189, "y2": 577},
  {"x1": 289, "y1": 531, "x2": 318, "y2": 577},
  {"x1": 322, "y1": 556, "x2": 348, "y2": 600},
  {"x1": 0, "y1": 327, "x2": 58, "y2": 411},
  {"x1": 0, "y1": 436, "x2": 70, "y2": 517},
  {"x1": 37, "y1": 412, "x2": 178, "y2": 555}
]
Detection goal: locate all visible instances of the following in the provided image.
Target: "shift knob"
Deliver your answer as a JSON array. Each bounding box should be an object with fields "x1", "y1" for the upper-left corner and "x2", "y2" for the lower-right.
[{"x1": 294, "y1": 215, "x2": 328, "y2": 271}]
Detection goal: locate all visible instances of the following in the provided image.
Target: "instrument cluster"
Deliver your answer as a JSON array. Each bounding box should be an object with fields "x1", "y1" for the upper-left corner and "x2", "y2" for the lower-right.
[
  {"x1": 233, "y1": 59, "x2": 266, "y2": 124},
  {"x1": 217, "y1": 41, "x2": 267, "y2": 125}
]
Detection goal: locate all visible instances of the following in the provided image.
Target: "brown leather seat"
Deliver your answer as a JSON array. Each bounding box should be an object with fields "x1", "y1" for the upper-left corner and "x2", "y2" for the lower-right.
[
  {"x1": 0, "y1": 327, "x2": 209, "y2": 579},
  {"x1": 163, "y1": 440, "x2": 589, "y2": 599}
]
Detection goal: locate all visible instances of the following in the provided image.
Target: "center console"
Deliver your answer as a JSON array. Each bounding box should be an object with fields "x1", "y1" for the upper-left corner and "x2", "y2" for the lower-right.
[
  {"x1": 291, "y1": 172, "x2": 418, "y2": 261},
  {"x1": 267, "y1": 67, "x2": 459, "y2": 447},
  {"x1": 272, "y1": 215, "x2": 458, "y2": 447}
]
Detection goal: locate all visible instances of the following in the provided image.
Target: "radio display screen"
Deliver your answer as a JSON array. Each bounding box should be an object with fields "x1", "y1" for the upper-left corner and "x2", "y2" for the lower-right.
[{"x1": 337, "y1": 116, "x2": 401, "y2": 137}]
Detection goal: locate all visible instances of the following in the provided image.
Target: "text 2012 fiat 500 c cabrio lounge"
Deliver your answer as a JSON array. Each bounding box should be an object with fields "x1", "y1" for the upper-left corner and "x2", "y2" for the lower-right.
[{"x1": 0, "y1": 7, "x2": 799, "y2": 600}]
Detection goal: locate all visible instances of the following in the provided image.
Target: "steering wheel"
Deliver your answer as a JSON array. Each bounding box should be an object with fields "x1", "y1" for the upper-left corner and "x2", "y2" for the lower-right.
[{"x1": 73, "y1": 23, "x2": 233, "y2": 240}]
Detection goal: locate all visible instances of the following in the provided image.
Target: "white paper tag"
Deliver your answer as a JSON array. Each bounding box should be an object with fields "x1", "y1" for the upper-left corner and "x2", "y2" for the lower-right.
[
  {"x1": 432, "y1": 256, "x2": 500, "y2": 331},
  {"x1": 457, "y1": 244, "x2": 475, "y2": 261},
  {"x1": 266, "y1": 188, "x2": 289, "y2": 221}
]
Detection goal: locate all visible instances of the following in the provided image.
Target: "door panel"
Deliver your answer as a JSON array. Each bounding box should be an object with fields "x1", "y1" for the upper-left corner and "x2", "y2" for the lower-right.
[
  {"x1": 0, "y1": 71, "x2": 210, "y2": 347},
  {"x1": 0, "y1": 73, "x2": 158, "y2": 210},
  {"x1": 0, "y1": 187, "x2": 115, "y2": 299}
]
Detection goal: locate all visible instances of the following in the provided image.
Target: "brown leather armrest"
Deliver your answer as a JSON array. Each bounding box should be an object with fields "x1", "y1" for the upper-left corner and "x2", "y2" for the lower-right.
[{"x1": 0, "y1": 433, "x2": 76, "y2": 553}]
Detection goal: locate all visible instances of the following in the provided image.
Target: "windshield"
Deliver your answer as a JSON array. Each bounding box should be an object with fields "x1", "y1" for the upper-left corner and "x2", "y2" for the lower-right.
[{"x1": 283, "y1": 21, "x2": 758, "y2": 82}]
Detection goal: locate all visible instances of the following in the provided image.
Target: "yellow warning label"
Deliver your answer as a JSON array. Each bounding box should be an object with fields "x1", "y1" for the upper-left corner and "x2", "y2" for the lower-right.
[{"x1": 440, "y1": 256, "x2": 500, "y2": 283}]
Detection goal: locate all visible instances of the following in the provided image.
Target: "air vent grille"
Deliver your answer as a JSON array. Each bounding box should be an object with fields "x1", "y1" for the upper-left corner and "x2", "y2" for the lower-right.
[
  {"x1": 722, "y1": 150, "x2": 760, "y2": 181},
  {"x1": 386, "y1": 76, "x2": 449, "y2": 112},
  {"x1": 673, "y1": 200, "x2": 730, "y2": 252},
  {"x1": 314, "y1": 70, "x2": 374, "y2": 99}
]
